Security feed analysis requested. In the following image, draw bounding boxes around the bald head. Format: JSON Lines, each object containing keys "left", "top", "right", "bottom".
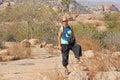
{"left": 62, "top": 17, "right": 69, "bottom": 27}
{"left": 62, "top": 17, "right": 68, "bottom": 22}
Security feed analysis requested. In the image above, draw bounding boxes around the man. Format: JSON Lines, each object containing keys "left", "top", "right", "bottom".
{"left": 58, "top": 17, "right": 82, "bottom": 75}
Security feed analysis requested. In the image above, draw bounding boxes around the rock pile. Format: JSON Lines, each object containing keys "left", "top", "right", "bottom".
{"left": 95, "top": 4, "right": 119, "bottom": 14}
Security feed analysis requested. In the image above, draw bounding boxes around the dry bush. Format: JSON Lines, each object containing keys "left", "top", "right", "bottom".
{"left": 80, "top": 39, "right": 101, "bottom": 51}
{"left": 72, "top": 22, "right": 102, "bottom": 52}
{"left": 103, "top": 31, "right": 120, "bottom": 51}
{"left": 87, "top": 54, "right": 110, "bottom": 79}
{"left": 83, "top": 49, "right": 120, "bottom": 80}
{"left": 0, "top": 4, "right": 59, "bottom": 44}
{"left": 8, "top": 44, "right": 31, "bottom": 59}
{"left": 94, "top": 21, "right": 104, "bottom": 26}
{"left": 0, "top": 40, "right": 3, "bottom": 48}
{"left": 110, "top": 55, "right": 120, "bottom": 71}
{"left": 104, "top": 12, "right": 120, "bottom": 29}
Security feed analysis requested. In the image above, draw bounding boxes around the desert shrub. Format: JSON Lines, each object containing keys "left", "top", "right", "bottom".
{"left": 103, "top": 30, "right": 120, "bottom": 51}
{"left": 73, "top": 22, "right": 102, "bottom": 51}
{"left": 0, "top": 4, "right": 59, "bottom": 44}
{"left": 80, "top": 39, "right": 101, "bottom": 51}
{"left": 103, "top": 12, "right": 120, "bottom": 51}
{"left": 71, "top": 12, "right": 120, "bottom": 51}
{"left": 3, "top": 32, "right": 16, "bottom": 42}
{"left": 85, "top": 50, "right": 120, "bottom": 79}
{"left": 8, "top": 44, "right": 31, "bottom": 59}
{"left": 0, "top": 39, "right": 3, "bottom": 48}
{"left": 0, "top": 25, "right": 4, "bottom": 48}
{"left": 104, "top": 12, "right": 120, "bottom": 29}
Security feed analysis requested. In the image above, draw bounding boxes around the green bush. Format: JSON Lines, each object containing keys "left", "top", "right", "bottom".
{"left": 73, "top": 22, "right": 100, "bottom": 41}
{"left": 72, "top": 22, "right": 103, "bottom": 51}
{"left": 0, "top": 4, "right": 59, "bottom": 44}
{"left": 3, "top": 32, "right": 16, "bottom": 42}
{"left": 104, "top": 12, "right": 120, "bottom": 29}
{"left": 103, "top": 30, "right": 120, "bottom": 51}
{"left": 103, "top": 12, "right": 120, "bottom": 51}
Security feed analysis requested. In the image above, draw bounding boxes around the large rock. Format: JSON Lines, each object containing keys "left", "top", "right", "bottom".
{"left": 40, "top": 42, "right": 47, "bottom": 48}
{"left": 0, "top": 49, "right": 9, "bottom": 57}
{"left": 1, "top": 73, "right": 50, "bottom": 80}
{"left": 111, "top": 52, "right": 120, "bottom": 58}
{"left": 3, "top": 42, "right": 17, "bottom": 48}
{"left": 68, "top": 70, "right": 88, "bottom": 80}
{"left": 98, "top": 5, "right": 104, "bottom": 11}
{"left": 29, "top": 39, "right": 39, "bottom": 46}
{"left": 2, "top": 55, "right": 20, "bottom": 61}
{"left": 94, "top": 71, "right": 120, "bottom": 80}
{"left": 97, "top": 4, "right": 119, "bottom": 13}
{"left": 76, "top": 14, "right": 104, "bottom": 20}
{"left": 52, "top": 6, "right": 61, "bottom": 12}
{"left": 104, "top": 4, "right": 119, "bottom": 12}
{"left": 20, "top": 39, "right": 31, "bottom": 48}
{"left": 96, "top": 26, "right": 107, "bottom": 32}
{"left": 83, "top": 50, "right": 94, "bottom": 58}
{"left": 0, "top": 49, "right": 9, "bottom": 61}
{"left": 4, "top": 1, "right": 11, "bottom": 9}
{"left": 45, "top": 44, "right": 54, "bottom": 48}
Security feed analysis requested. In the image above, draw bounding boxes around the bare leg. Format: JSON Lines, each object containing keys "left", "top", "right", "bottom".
{"left": 64, "top": 66, "right": 69, "bottom": 75}
{"left": 76, "top": 57, "right": 81, "bottom": 64}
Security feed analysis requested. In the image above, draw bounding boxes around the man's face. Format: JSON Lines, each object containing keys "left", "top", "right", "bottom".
{"left": 62, "top": 19, "right": 68, "bottom": 26}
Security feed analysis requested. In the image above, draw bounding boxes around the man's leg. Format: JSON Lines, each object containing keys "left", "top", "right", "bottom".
{"left": 61, "top": 44, "right": 70, "bottom": 75}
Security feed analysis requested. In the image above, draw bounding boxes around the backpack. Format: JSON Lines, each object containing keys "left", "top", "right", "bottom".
{"left": 62, "top": 26, "right": 76, "bottom": 45}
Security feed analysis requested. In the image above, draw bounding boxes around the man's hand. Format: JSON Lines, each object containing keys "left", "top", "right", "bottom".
{"left": 58, "top": 45, "right": 62, "bottom": 51}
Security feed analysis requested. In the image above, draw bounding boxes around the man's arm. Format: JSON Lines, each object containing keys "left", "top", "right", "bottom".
{"left": 57, "top": 27, "right": 62, "bottom": 50}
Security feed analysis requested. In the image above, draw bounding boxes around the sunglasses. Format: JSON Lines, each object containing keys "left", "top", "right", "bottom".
{"left": 62, "top": 20, "right": 68, "bottom": 22}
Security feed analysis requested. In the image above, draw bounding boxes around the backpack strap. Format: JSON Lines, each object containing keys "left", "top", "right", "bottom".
{"left": 61, "top": 26, "right": 72, "bottom": 32}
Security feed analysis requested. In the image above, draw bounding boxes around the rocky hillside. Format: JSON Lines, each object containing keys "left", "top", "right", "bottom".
{"left": 0, "top": 41, "right": 120, "bottom": 80}
{"left": 93, "top": 4, "right": 119, "bottom": 14}
{"left": 77, "top": 0, "right": 120, "bottom": 10}
{"left": 0, "top": 0, "right": 91, "bottom": 14}
{"left": 69, "top": 0, "right": 91, "bottom": 13}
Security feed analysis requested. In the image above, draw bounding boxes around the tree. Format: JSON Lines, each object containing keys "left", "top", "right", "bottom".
{"left": 61, "top": 0, "right": 71, "bottom": 11}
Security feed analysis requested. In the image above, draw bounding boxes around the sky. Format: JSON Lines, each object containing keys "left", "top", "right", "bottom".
{"left": 75, "top": 0, "right": 120, "bottom": 3}
{"left": 75, "top": 0, "right": 120, "bottom": 9}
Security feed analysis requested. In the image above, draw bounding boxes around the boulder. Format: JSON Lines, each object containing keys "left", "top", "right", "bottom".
{"left": 68, "top": 70, "right": 88, "bottom": 80}
{"left": 0, "top": 56, "right": 2, "bottom": 61}
{"left": 3, "top": 56, "right": 20, "bottom": 61}
{"left": 40, "top": 42, "right": 47, "bottom": 48}
{"left": 0, "top": 49, "right": 9, "bottom": 57}
{"left": 97, "top": 5, "right": 104, "bottom": 11}
{"left": 83, "top": 50, "right": 94, "bottom": 58}
{"left": 22, "top": 48, "right": 31, "bottom": 58}
{"left": 95, "top": 4, "right": 119, "bottom": 14}
{"left": 104, "top": 4, "right": 119, "bottom": 12}
{"left": 29, "top": 39, "right": 39, "bottom": 46}
{"left": 3, "top": 42, "right": 17, "bottom": 48}
{"left": 45, "top": 44, "right": 54, "bottom": 48}
{"left": 4, "top": 1, "right": 11, "bottom": 9}
{"left": 76, "top": 14, "right": 93, "bottom": 22}
{"left": 111, "top": 52, "right": 120, "bottom": 58}
{"left": 94, "top": 71, "right": 120, "bottom": 80}
{"left": 20, "top": 39, "right": 31, "bottom": 48}
{"left": 52, "top": 6, "right": 61, "bottom": 12}
{"left": 96, "top": 26, "right": 107, "bottom": 32}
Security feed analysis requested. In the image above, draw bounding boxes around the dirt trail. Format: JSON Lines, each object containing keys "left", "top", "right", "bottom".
{"left": 0, "top": 46, "right": 81, "bottom": 80}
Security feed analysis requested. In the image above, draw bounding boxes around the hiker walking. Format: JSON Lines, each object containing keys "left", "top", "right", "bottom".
{"left": 57, "top": 17, "right": 82, "bottom": 75}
